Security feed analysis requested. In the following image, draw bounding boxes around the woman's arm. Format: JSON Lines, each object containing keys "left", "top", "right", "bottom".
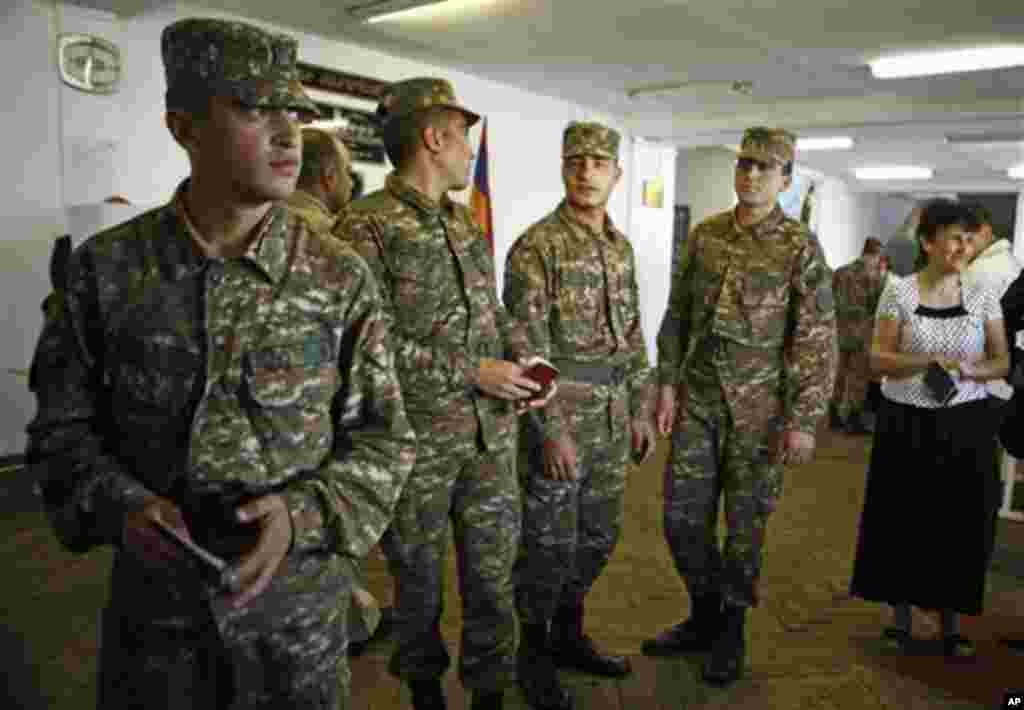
{"left": 870, "top": 317, "right": 958, "bottom": 377}
{"left": 959, "top": 318, "right": 1010, "bottom": 382}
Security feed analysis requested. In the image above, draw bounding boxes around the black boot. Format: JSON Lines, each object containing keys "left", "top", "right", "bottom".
{"left": 702, "top": 605, "right": 746, "bottom": 686}
{"left": 409, "top": 679, "right": 446, "bottom": 710}
{"left": 551, "top": 602, "right": 631, "bottom": 677}
{"left": 641, "top": 593, "right": 723, "bottom": 656}
{"left": 471, "top": 690, "right": 504, "bottom": 710}
{"left": 518, "top": 622, "right": 574, "bottom": 710}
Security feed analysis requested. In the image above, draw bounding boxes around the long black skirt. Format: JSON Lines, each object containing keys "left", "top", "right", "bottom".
{"left": 849, "top": 396, "right": 1002, "bottom": 614}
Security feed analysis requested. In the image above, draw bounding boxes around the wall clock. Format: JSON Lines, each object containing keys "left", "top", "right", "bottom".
{"left": 58, "top": 33, "right": 121, "bottom": 94}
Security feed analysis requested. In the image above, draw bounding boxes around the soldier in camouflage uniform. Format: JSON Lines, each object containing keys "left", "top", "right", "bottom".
{"left": 25, "top": 18, "right": 417, "bottom": 710}
{"left": 333, "top": 78, "right": 550, "bottom": 710}
{"left": 286, "top": 127, "right": 355, "bottom": 232}
{"left": 503, "top": 121, "right": 654, "bottom": 709}
{"left": 284, "top": 126, "right": 388, "bottom": 654}
{"left": 642, "top": 128, "right": 837, "bottom": 686}
{"left": 829, "top": 237, "right": 885, "bottom": 434}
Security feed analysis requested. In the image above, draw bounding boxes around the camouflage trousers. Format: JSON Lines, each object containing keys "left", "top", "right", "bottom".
{"left": 98, "top": 547, "right": 352, "bottom": 709}
{"left": 380, "top": 437, "right": 519, "bottom": 692}
{"left": 515, "top": 382, "right": 630, "bottom": 623}
{"left": 663, "top": 391, "right": 785, "bottom": 609}
{"left": 832, "top": 348, "right": 872, "bottom": 418}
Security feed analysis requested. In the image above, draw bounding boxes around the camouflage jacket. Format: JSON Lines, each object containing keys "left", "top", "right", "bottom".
{"left": 832, "top": 257, "right": 884, "bottom": 352}
{"left": 333, "top": 174, "right": 530, "bottom": 451}
{"left": 656, "top": 205, "right": 836, "bottom": 435}
{"left": 503, "top": 201, "right": 652, "bottom": 440}
{"left": 284, "top": 189, "right": 338, "bottom": 234}
{"left": 26, "top": 181, "right": 416, "bottom": 559}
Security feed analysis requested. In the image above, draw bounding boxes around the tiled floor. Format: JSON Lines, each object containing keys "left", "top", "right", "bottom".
{"left": 2, "top": 426, "right": 1022, "bottom": 709}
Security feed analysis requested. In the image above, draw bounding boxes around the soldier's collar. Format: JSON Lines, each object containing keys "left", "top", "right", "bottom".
{"left": 731, "top": 204, "right": 785, "bottom": 240}
{"left": 386, "top": 173, "right": 454, "bottom": 217}
{"left": 170, "top": 180, "right": 289, "bottom": 284}
{"left": 557, "top": 200, "right": 619, "bottom": 241}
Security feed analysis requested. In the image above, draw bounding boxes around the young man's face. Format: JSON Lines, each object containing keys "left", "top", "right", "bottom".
{"left": 734, "top": 156, "right": 791, "bottom": 210}
{"left": 562, "top": 154, "right": 621, "bottom": 211}
{"left": 189, "top": 94, "right": 306, "bottom": 204}
{"left": 963, "top": 224, "right": 993, "bottom": 263}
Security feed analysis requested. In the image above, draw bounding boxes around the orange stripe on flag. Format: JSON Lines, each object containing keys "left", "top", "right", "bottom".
{"left": 470, "top": 119, "right": 494, "bottom": 252}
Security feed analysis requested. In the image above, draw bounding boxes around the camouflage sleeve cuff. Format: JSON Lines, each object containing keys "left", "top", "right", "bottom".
{"left": 657, "top": 363, "right": 682, "bottom": 386}
{"left": 456, "top": 350, "right": 483, "bottom": 391}
{"left": 284, "top": 485, "right": 327, "bottom": 554}
{"left": 782, "top": 413, "right": 821, "bottom": 437}
{"left": 93, "top": 471, "right": 158, "bottom": 547}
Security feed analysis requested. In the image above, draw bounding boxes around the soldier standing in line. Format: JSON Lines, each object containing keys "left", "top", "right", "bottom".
{"left": 284, "top": 126, "right": 393, "bottom": 656}
{"left": 333, "top": 78, "right": 551, "bottom": 710}
{"left": 642, "top": 127, "right": 836, "bottom": 686}
{"left": 502, "top": 121, "right": 654, "bottom": 710}
{"left": 829, "top": 237, "right": 885, "bottom": 434}
{"left": 25, "top": 18, "right": 417, "bottom": 710}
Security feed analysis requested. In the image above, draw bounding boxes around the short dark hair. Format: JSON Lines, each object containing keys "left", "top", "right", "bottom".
{"left": 782, "top": 161, "right": 793, "bottom": 177}
{"left": 380, "top": 106, "right": 453, "bottom": 168}
{"left": 165, "top": 87, "right": 211, "bottom": 119}
{"left": 962, "top": 201, "right": 993, "bottom": 230}
{"left": 863, "top": 237, "right": 882, "bottom": 255}
{"left": 916, "top": 199, "right": 975, "bottom": 242}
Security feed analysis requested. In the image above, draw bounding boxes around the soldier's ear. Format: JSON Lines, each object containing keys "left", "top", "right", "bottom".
{"left": 782, "top": 173, "right": 792, "bottom": 192}
{"left": 166, "top": 111, "right": 203, "bottom": 158}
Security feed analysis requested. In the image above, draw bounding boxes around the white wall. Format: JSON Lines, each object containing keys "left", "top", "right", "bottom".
{"left": 877, "top": 193, "right": 920, "bottom": 244}
{"left": 681, "top": 146, "right": 737, "bottom": 225}
{"left": 812, "top": 178, "right": 880, "bottom": 268}
{"left": 0, "top": 0, "right": 679, "bottom": 454}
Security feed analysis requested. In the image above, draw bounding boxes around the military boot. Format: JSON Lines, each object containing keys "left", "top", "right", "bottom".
{"left": 702, "top": 605, "right": 747, "bottom": 686}
{"left": 641, "top": 593, "right": 723, "bottom": 656}
{"left": 470, "top": 690, "right": 504, "bottom": 710}
{"left": 551, "top": 602, "right": 631, "bottom": 677}
{"left": 409, "top": 679, "right": 446, "bottom": 710}
{"left": 518, "top": 622, "right": 574, "bottom": 710}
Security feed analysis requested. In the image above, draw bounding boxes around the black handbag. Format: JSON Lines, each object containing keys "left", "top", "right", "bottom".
{"left": 923, "top": 361, "right": 958, "bottom": 406}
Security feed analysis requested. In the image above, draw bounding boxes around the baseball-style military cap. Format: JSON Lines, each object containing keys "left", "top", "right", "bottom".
{"left": 738, "top": 126, "right": 796, "bottom": 166}
{"left": 162, "top": 18, "right": 318, "bottom": 115}
{"left": 563, "top": 121, "right": 620, "bottom": 160}
{"left": 376, "top": 77, "right": 480, "bottom": 127}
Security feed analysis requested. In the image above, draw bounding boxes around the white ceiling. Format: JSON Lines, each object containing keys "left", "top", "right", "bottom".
{"left": 95, "top": 0, "right": 1024, "bottom": 193}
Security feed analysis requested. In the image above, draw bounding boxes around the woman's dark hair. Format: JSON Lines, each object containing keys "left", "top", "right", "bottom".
{"left": 912, "top": 198, "right": 976, "bottom": 270}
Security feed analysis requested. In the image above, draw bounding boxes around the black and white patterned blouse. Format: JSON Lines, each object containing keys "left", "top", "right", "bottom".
{"left": 877, "top": 274, "right": 1001, "bottom": 408}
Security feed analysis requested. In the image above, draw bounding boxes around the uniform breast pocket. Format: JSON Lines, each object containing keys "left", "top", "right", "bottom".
{"left": 242, "top": 335, "right": 338, "bottom": 411}
{"left": 106, "top": 336, "right": 200, "bottom": 414}
{"left": 390, "top": 248, "right": 444, "bottom": 337}
{"left": 739, "top": 273, "right": 789, "bottom": 343}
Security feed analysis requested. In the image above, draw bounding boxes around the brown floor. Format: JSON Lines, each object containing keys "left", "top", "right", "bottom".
{"left": 2, "top": 426, "right": 1023, "bottom": 709}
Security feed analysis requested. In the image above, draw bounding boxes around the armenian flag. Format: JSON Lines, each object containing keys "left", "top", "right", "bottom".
{"left": 470, "top": 119, "right": 494, "bottom": 252}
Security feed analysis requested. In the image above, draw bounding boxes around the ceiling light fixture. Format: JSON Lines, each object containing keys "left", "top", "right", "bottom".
{"left": 364, "top": 0, "right": 488, "bottom": 23}
{"left": 796, "top": 136, "right": 854, "bottom": 151}
{"left": 870, "top": 46, "right": 1024, "bottom": 79}
{"left": 854, "top": 166, "right": 933, "bottom": 181}
{"left": 1009, "top": 165, "right": 1024, "bottom": 179}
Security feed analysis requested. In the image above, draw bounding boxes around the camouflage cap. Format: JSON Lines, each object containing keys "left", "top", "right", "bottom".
{"left": 563, "top": 121, "right": 620, "bottom": 160}
{"left": 376, "top": 77, "right": 480, "bottom": 127}
{"left": 738, "top": 126, "right": 796, "bottom": 166}
{"left": 162, "top": 18, "right": 317, "bottom": 115}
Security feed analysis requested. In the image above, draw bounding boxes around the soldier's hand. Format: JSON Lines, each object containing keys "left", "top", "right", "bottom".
{"left": 478, "top": 357, "right": 541, "bottom": 401}
{"left": 543, "top": 434, "right": 579, "bottom": 481}
{"left": 515, "top": 355, "right": 559, "bottom": 413}
{"left": 122, "top": 496, "right": 193, "bottom": 563}
{"left": 631, "top": 417, "right": 656, "bottom": 464}
{"left": 225, "top": 493, "right": 292, "bottom": 608}
{"left": 778, "top": 431, "right": 816, "bottom": 466}
{"left": 655, "top": 385, "right": 678, "bottom": 437}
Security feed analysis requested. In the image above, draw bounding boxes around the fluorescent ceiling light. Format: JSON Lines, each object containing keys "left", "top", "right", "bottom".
{"left": 366, "top": 0, "right": 489, "bottom": 23}
{"left": 1009, "top": 165, "right": 1024, "bottom": 179}
{"left": 854, "top": 166, "right": 933, "bottom": 180}
{"left": 796, "top": 136, "right": 853, "bottom": 151}
{"left": 870, "top": 46, "right": 1024, "bottom": 79}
